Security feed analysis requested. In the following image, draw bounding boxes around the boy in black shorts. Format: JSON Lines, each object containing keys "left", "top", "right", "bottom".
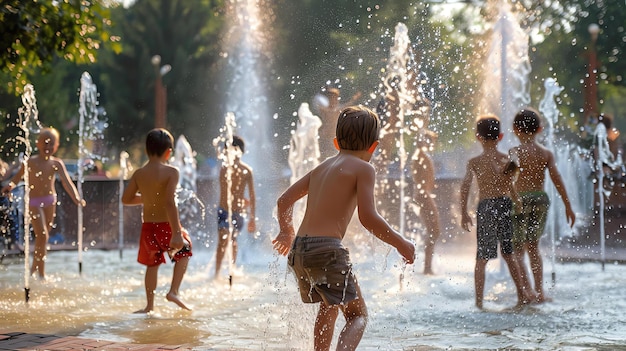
{"left": 460, "top": 115, "right": 533, "bottom": 310}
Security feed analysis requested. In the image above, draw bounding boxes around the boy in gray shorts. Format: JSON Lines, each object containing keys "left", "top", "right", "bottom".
{"left": 273, "top": 106, "right": 415, "bottom": 351}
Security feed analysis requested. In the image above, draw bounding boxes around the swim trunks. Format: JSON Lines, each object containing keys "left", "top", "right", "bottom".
{"left": 217, "top": 207, "right": 244, "bottom": 231}
{"left": 29, "top": 194, "right": 56, "bottom": 208}
{"left": 476, "top": 197, "right": 514, "bottom": 260}
{"left": 137, "top": 222, "right": 192, "bottom": 266}
{"left": 287, "top": 236, "right": 358, "bottom": 306}
{"left": 512, "top": 191, "right": 550, "bottom": 249}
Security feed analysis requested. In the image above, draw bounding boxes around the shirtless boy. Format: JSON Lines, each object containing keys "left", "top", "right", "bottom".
{"left": 460, "top": 115, "right": 531, "bottom": 310}
{"left": 273, "top": 106, "right": 415, "bottom": 351}
{"left": 2, "top": 127, "right": 85, "bottom": 279}
{"left": 122, "top": 128, "right": 192, "bottom": 313}
{"left": 215, "top": 135, "right": 256, "bottom": 278}
{"left": 510, "top": 108, "right": 576, "bottom": 303}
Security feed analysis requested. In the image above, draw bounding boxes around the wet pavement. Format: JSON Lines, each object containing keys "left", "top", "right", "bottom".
{"left": 0, "top": 331, "right": 195, "bottom": 351}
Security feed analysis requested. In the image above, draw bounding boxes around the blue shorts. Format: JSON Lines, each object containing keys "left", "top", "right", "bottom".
{"left": 217, "top": 207, "right": 244, "bottom": 231}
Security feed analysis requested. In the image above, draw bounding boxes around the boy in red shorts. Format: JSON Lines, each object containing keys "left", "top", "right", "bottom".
{"left": 123, "top": 128, "right": 192, "bottom": 313}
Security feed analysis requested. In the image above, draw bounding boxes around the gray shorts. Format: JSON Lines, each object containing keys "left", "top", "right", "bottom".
{"left": 476, "top": 197, "right": 514, "bottom": 260}
{"left": 287, "top": 236, "right": 358, "bottom": 306}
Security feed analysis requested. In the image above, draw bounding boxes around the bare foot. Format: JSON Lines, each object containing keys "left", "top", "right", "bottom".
{"left": 535, "top": 294, "right": 553, "bottom": 303}
{"left": 166, "top": 292, "right": 192, "bottom": 311}
{"left": 133, "top": 307, "right": 153, "bottom": 314}
{"left": 423, "top": 268, "right": 434, "bottom": 275}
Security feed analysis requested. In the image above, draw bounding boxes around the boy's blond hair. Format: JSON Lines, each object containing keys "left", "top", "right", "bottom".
{"left": 39, "top": 127, "right": 60, "bottom": 144}
{"left": 335, "top": 106, "right": 380, "bottom": 151}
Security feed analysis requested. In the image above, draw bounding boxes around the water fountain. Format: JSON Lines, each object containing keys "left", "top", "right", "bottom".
{"left": 15, "top": 84, "right": 43, "bottom": 302}
{"left": 287, "top": 102, "right": 322, "bottom": 226}
{"left": 77, "top": 72, "right": 108, "bottom": 274}
{"left": 477, "top": 1, "right": 531, "bottom": 153}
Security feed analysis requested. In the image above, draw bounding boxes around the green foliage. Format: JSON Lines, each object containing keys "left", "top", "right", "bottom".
{"left": 0, "top": 0, "right": 120, "bottom": 94}
{"left": 95, "top": 0, "right": 225, "bottom": 156}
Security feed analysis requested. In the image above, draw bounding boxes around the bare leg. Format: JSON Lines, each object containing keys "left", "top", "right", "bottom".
{"left": 474, "top": 259, "right": 488, "bottom": 309}
{"left": 29, "top": 206, "right": 55, "bottom": 279}
{"left": 420, "top": 196, "right": 440, "bottom": 275}
{"left": 135, "top": 265, "right": 159, "bottom": 313}
{"left": 337, "top": 285, "right": 368, "bottom": 351}
{"left": 231, "top": 231, "right": 239, "bottom": 267}
{"left": 214, "top": 227, "right": 230, "bottom": 277}
{"left": 167, "top": 256, "right": 191, "bottom": 310}
{"left": 314, "top": 302, "right": 339, "bottom": 351}
{"left": 527, "top": 241, "right": 550, "bottom": 302}
{"left": 513, "top": 246, "right": 539, "bottom": 303}
{"left": 502, "top": 253, "right": 531, "bottom": 309}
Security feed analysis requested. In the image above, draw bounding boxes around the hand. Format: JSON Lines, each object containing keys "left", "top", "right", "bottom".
{"left": 461, "top": 212, "right": 473, "bottom": 232}
{"left": 169, "top": 230, "right": 185, "bottom": 251}
{"left": 78, "top": 198, "right": 87, "bottom": 207}
{"left": 272, "top": 227, "right": 295, "bottom": 256}
{"left": 399, "top": 239, "right": 416, "bottom": 265}
{"left": 247, "top": 218, "right": 256, "bottom": 234}
{"left": 566, "top": 207, "right": 576, "bottom": 228}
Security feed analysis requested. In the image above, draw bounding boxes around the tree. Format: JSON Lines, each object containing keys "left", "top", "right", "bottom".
{"left": 0, "top": 0, "right": 120, "bottom": 94}
{"left": 95, "top": 0, "right": 225, "bottom": 157}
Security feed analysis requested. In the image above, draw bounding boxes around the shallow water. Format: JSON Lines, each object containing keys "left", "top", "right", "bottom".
{"left": 1, "top": 233, "right": 625, "bottom": 350}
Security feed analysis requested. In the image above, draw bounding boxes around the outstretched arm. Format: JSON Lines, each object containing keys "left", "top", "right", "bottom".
{"left": 1, "top": 163, "right": 24, "bottom": 194}
{"left": 272, "top": 172, "right": 310, "bottom": 256}
{"left": 547, "top": 153, "right": 576, "bottom": 227}
{"left": 246, "top": 170, "right": 257, "bottom": 233}
{"left": 357, "top": 164, "right": 415, "bottom": 264}
{"left": 56, "top": 159, "right": 86, "bottom": 207}
{"left": 460, "top": 163, "right": 474, "bottom": 232}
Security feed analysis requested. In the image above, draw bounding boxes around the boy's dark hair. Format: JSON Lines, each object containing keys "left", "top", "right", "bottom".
{"left": 476, "top": 115, "right": 501, "bottom": 140}
{"left": 232, "top": 135, "right": 245, "bottom": 153}
{"left": 513, "top": 108, "right": 542, "bottom": 135}
{"left": 335, "top": 106, "right": 380, "bottom": 151}
{"left": 146, "top": 128, "right": 174, "bottom": 157}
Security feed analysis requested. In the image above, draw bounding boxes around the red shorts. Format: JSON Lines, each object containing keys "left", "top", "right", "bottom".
{"left": 137, "top": 222, "right": 193, "bottom": 266}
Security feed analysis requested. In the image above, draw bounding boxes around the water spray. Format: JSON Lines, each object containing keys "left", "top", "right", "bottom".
{"left": 17, "top": 84, "right": 42, "bottom": 303}
{"left": 539, "top": 77, "right": 564, "bottom": 286}
{"left": 77, "top": 72, "right": 108, "bottom": 274}
{"left": 118, "top": 151, "right": 130, "bottom": 259}
{"left": 213, "top": 112, "right": 238, "bottom": 288}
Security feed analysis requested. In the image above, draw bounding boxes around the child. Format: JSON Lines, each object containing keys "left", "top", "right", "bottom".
{"left": 459, "top": 115, "right": 531, "bottom": 310}
{"left": 273, "top": 106, "right": 415, "bottom": 351}
{"left": 122, "top": 128, "right": 192, "bottom": 313}
{"left": 215, "top": 135, "right": 256, "bottom": 278}
{"left": 2, "top": 127, "right": 85, "bottom": 279}
{"left": 510, "top": 108, "right": 576, "bottom": 303}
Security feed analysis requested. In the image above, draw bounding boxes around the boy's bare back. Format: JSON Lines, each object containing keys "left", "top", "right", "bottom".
{"left": 511, "top": 142, "right": 551, "bottom": 193}
{"left": 297, "top": 152, "right": 375, "bottom": 239}
{"left": 124, "top": 160, "right": 179, "bottom": 223}
{"left": 466, "top": 151, "right": 516, "bottom": 201}
{"left": 219, "top": 159, "right": 254, "bottom": 213}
